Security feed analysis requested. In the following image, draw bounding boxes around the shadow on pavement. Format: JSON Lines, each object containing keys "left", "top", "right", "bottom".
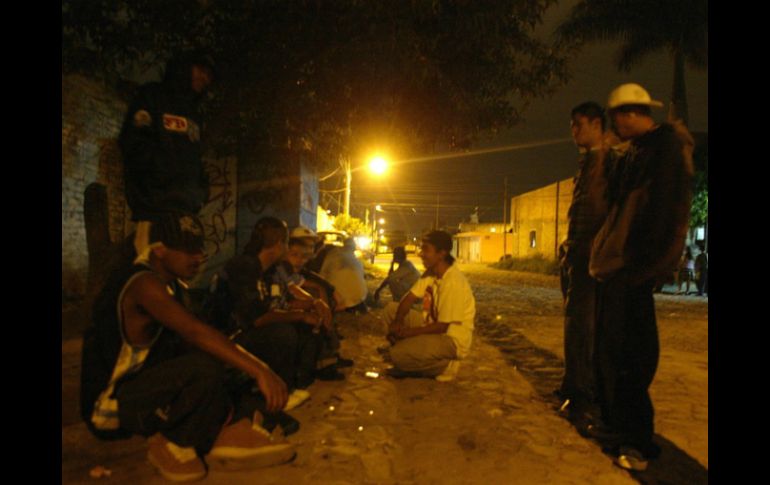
{"left": 476, "top": 312, "right": 708, "bottom": 485}
{"left": 625, "top": 435, "right": 708, "bottom": 485}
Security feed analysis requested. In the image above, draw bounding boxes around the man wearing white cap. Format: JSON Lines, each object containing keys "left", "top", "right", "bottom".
{"left": 587, "top": 83, "right": 694, "bottom": 470}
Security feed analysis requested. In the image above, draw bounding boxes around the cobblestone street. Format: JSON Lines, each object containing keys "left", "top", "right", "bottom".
{"left": 62, "top": 262, "right": 708, "bottom": 484}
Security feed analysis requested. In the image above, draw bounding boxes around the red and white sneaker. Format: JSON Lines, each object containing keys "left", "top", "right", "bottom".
{"left": 147, "top": 433, "right": 206, "bottom": 482}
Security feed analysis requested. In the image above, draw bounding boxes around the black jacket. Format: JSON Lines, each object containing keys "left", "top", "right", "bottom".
{"left": 119, "top": 54, "right": 209, "bottom": 220}
{"left": 590, "top": 123, "right": 694, "bottom": 284}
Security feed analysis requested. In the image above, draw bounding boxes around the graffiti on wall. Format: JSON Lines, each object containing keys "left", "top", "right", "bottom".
{"left": 202, "top": 159, "right": 236, "bottom": 256}
{"left": 192, "top": 156, "right": 237, "bottom": 289}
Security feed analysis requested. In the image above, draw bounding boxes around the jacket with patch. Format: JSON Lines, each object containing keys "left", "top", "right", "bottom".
{"left": 119, "top": 55, "right": 209, "bottom": 221}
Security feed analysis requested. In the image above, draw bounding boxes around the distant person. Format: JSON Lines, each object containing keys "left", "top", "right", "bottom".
{"left": 556, "top": 101, "right": 611, "bottom": 428}
{"left": 694, "top": 242, "right": 708, "bottom": 297}
{"left": 320, "top": 238, "right": 368, "bottom": 313}
{"left": 119, "top": 50, "right": 215, "bottom": 256}
{"left": 383, "top": 231, "right": 475, "bottom": 382}
{"left": 80, "top": 212, "right": 295, "bottom": 482}
{"left": 677, "top": 246, "right": 695, "bottom": 295}
{"left": 589, "top": 83, "right": 693, "bottom": 471}
{"left": 373, "top": 247, "right": 421, "bottom": 304}
{"left": 306, "top": 237, "right": 334, "bottom": 274}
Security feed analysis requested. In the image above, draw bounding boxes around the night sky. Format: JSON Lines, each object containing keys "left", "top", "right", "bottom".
{"left": 342, "top": 1, "right": 708, "bottom": 238}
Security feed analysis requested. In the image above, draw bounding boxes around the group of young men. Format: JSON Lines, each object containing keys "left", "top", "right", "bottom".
{"left": 79, "top": 46, "right": 692, "bottom": 480}
{"left": 557, "top": 83, "right": 694, "bottom": 471}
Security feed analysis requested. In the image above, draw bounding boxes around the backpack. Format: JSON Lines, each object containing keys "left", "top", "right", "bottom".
{"left": 201, "top": 271, "right": 238, "bottom": 336}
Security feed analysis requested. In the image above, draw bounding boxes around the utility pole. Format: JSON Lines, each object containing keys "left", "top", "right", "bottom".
{"left": 435, "top": 193, "right": 440, "bottom": 230}
{"left": 503, "top": 176, "right": 508, "bottom": 257}
{"left": 343, "top": 157, "right": 351, "bottom": 217}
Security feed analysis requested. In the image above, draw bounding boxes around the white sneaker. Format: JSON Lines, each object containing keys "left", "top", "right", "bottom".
{"left": 435, "top": 360, "right": 461, "bottom": 382}
{"left": 283, "top": 389, "right": 311, "bottom": 411}
{"left": 614, "top": 446, "right": 649, "bottom": 471}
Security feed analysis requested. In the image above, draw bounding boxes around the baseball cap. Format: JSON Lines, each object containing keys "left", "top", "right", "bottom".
{"left": 149, "top": 212, "right": 206, "bottom": 252}
{"left": 422, "top": 230, "right": 453, "bottom": 253}
{"left": 607, "top": 83, "right": 664, "bottom": 110}
{"left": 290, "top": 226, "right": 317, "bottom": 239}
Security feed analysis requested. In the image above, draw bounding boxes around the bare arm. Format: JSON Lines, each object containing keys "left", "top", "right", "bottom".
{"left": 254, "top": 309, "right": 321, "bottom": 329}
{"left": 130, "top": 274, "right": 288, "bottom": 412}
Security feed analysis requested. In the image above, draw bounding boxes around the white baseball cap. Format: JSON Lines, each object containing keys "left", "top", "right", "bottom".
{"left": 607, "top": 83, "right": 664, "bottom": 109}
{"left": 290, "top": 226, "right": 317, "bottom": 239}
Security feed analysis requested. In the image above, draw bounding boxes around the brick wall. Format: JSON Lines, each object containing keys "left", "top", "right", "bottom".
{"left": 62, "top": 74, "right": 129, "bottom": 299}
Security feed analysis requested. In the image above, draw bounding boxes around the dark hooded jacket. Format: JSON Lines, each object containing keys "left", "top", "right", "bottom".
{"left": 119, "top": 52, "right": 212, "bottom": 221}
{"left": 589, "top": 122, "right": 694, "bottom": 285}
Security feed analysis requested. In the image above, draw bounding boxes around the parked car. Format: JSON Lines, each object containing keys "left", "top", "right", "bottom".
{"left": 317, "top": 230, "right": 374, "bottom": 262}
{"left": 316, "top": 230, "right": 348, "bottom": 247}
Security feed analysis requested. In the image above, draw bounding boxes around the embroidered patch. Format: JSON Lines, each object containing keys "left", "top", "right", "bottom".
{"left": 163, "top": 114, "right": 189, "bottom": 132}
{"left": 133, "top": 110, "right": 152, "bottom": 127}
{"left": 179, "top": 215, "right": 202, "bottom": 236}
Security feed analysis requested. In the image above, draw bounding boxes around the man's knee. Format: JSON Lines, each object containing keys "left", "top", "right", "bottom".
{"left": 383, "top": 301, "right": 400, "bottom": 324}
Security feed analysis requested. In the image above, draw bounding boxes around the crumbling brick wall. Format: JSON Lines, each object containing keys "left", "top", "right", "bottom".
{"left": 62, "top": 74, "right": 129, "bottom": 299}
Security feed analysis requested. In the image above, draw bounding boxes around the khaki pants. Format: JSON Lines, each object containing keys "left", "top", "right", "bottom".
{"left": 383, "top": 302, "right": 457, "bottom": 377}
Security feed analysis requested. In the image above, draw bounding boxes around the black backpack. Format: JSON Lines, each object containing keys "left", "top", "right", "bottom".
{"left": 201, "top": 271, "right": 238, "bottom": 336}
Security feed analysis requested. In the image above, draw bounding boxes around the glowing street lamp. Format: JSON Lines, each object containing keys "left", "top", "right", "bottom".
{"left": 343, "top": 154, "right": 390, "bottom": 216}
{"left": 368, "top": 156, "right": 389, "bottom": 176}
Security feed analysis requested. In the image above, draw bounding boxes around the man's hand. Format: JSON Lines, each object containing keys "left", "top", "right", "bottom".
{"left": 312, "top": 298, "right": 332, "bottom": 331}
{"left": 387, "top": 322, "right": 407, "bottom": 344}
{"left": 301, "top": 311, "right": 322, "bottom": 332}
{"left": 253, "top": 366, "right": 288, "bottom": 413}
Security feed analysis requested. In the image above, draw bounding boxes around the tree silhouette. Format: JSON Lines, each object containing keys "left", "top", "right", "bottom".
{"left": 555, "top": 0, "right": 707, "bottom": 125}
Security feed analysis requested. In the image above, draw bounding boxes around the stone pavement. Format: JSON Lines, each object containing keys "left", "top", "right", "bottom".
{"left": 62, "top": 263, "right": 707, "bottom": 484}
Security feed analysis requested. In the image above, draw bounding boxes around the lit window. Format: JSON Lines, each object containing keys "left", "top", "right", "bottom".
{"left": 529, "top": 231, "right": 536, "bottom": 248}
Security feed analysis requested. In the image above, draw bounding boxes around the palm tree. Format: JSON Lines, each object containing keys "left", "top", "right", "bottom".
{"left": 555, "top": 0, "right": 707, "bottom": 126}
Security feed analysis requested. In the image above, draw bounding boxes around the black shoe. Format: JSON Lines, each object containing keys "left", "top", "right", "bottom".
{"left": 316, "top": 366, "right": 346, "bottom": 381}
{"left": 614, "top": 446, "right": 649, "bottom": 471}
{"left": 262, "top": 412, "right": 300, "bottom": 436}
{"left": 580, "top": 422, "right": 623, "bottom": 445}
{"left": 336, "top": 356, "right": 354, "bottom": 368}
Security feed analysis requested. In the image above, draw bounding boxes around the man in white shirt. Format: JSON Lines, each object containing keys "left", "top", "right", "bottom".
{"left": 383, "top": 231, "right": 475, "bottom": 381}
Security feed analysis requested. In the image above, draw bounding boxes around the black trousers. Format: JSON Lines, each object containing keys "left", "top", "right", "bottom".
{"left": 559, "top": 260, "right": 598, "bottom": 413}
{"left": 594, "top": 274, "right": 659, "bottom": 453}
{"left": 115, "top": 352, "right": 258, "bottom": 455}
{"left": 234, "top": 321, "right": 321, "bottom": 391}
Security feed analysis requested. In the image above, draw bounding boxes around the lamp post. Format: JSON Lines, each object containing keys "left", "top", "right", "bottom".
{"left": 343, "top": 155, "right": 389, "bottom": 217}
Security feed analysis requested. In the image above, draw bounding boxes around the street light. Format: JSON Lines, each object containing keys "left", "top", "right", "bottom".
{"left": 343, "top": 154, "right": 390, "bottom": 216}
{"left": 368, "top": 156, "right": 388, "bottom": 175}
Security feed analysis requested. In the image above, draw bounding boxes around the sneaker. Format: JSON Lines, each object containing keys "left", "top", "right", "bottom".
{"left": 147, "top": 433, "right": 206, "bottom": 482}
{"left": 435, "top": 360, "right": 461, "bottom": 382}
{"left": 614, "top": 446, "right": 649, "bottom": 471}
{"left": 283, "top": 389, "right": 311, "bottom": 411}
{"left": 316, "top": 365, "right": 346, "bottom": 381}
{"left": 206, "top": 418, "right": 296, "bottom": 471}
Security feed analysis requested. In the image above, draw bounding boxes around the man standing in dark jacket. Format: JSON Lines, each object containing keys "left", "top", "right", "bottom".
{"left": 588, "top": 83, "right": 693, "bottom": 471}
{"left": 556, "top": 102, "right": 609, "bottom": 426}
{"left": 119, "top": 50, "right": 215, "bottom": 255}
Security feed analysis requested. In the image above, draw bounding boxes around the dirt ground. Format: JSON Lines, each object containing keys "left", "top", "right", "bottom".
{"left": 61, "top": 261, "right": 707, "bottom": 484}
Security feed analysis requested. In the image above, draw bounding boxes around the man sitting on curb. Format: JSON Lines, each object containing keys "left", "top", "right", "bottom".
{"left": 80, "top": 212, "right": 295, "bottom": 482}
{"left": 382, "top": 231, "right": 475, "bottom": 381}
